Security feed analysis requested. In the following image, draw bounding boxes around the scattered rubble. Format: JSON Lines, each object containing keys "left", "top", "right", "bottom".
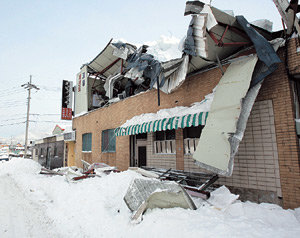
{"left": 39, "top": 162, "right": 119, "bottom": 182}
{"left": 124, "top": 166, "right": 219, "bottom": 222}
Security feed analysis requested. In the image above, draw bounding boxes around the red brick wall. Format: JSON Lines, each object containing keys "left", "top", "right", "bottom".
{"left": 73, "top": 67, "right": 223, "bottom": 170}
{"left": 255, "top": 40, "right": 300, "bottom": 209}
{"left": 176, "top": 129, "right": 184, "bottom": 170}
{"left": 287, "top": 38, "right": 300, "bottom": 75}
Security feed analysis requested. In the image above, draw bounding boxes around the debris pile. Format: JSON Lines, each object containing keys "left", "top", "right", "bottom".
{"left": 123, "top": 166, "right": 220, "bottom": 222}
{"left": 39, "top": 162, "right": 119, "bottom": 182}
{"left": 124, "top": 178, "right": 196, "bottom": 222}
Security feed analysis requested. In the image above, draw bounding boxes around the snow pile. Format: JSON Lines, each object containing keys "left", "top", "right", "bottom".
{"left": 113, "top": 35, "right": 182, "bottom": 62}
{"left": 1, "top": 159, "right": 300, "bottom": 238}
{"left": 145, "top": 35, "right": 182, "bottom": 62}
{"left": 208, "top": 186, "right": 239, "bottom": 210}
{"left": 121, "top": 92, "right": 214, "bottom": 128}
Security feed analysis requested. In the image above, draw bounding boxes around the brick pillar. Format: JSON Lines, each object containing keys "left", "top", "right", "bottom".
{"left": 116, "top": 136, "right": 130, "bottom": 171}
{"left": 176, "top": 129, "right": 184, "bottom": 170}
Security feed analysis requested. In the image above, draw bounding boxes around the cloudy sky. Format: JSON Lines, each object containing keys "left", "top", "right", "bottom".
{"left": 0, "top": 0, "right": 282, "bottom": 143}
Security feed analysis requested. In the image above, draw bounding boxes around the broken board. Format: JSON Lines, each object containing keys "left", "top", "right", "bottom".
{"left": 193, "top": 55, "right": 258, "bottom": 174}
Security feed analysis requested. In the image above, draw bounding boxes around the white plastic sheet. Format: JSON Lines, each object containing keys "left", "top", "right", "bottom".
{"left": 193, "top": 55, "right": 258, "bottom": 173}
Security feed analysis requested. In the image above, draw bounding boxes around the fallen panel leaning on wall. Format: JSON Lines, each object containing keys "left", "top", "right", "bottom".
{"left": 193, "top": 55, "right": 258, "bottom": 175}
{"left": 225, "top": 38, "right": 284, "bottom": 176}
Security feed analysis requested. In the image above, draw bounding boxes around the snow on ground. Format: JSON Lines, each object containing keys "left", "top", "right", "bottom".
{"left": 1, "top": 159, "right": 300, "bottom": 238}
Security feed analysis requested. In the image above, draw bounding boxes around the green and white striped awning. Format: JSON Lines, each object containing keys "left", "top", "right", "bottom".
{"left": 115, "top": 111, "right": 209, "bottom": 136}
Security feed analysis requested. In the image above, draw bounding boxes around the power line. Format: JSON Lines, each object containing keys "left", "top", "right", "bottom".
{"left": 0, "top": 113, "right": 61, "bottom": 120}
{"left": 0, "top": 104, "right": 27, "bottom": 109}
{"left": 0, "top": 113, "right": 27, "bottom": 117}
{"left": 31, "top": 113, "right": 61, "bottom": 116}
{"left": 0, "top": 121, "right": 26, "bottom": 127}
{"left": 38, "top": 85, "right": 61, "bottom": 92}
{"left": 0, "top": 86, "right": 22, "bottom": 93}
{"left": 30, "top": 120, "right": 71, "bottom": 124}
{"left": 0, "top": 116, "right": 27, "bottom": 122}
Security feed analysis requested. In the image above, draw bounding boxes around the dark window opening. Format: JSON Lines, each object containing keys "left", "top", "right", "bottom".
{"left": 183, "top": 126, "right": 204, "bottom": 139}
{"left": 136, "top": 133, "right": 147, "bottom": 140}
{"left": 155, "top": 129, "right": 176, "bottom": 141}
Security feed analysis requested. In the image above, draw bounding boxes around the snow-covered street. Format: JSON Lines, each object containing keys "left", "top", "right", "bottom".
{"left": 0, "top": 174, "right": 62, "bottom": 238}
{"left": 1, "top": 159, "right": 300, "bottom": 238}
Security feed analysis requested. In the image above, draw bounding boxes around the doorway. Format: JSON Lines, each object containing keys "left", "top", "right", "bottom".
{"left": 132, "top": 134, "right": 148, "bottom": 167}
{"left": 138, "top": 146, "right": 147, "bottom": 167}
{"left": 46, "top": 147, "right": 51, "bottom": 168}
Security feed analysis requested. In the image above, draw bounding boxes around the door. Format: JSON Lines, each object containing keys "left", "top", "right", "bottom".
{"left": 138, "top": 146, "right": 147, "bottom": 167}
{"left": 64, "top": 143, "right": 68, "bottom": 167}
{"left": 46, "top": 147, "right": 51, "bottom": 168}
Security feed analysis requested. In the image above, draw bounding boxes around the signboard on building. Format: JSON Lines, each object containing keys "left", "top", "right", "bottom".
{"left": 74, "top": 65, "right": 89, "bottom": 116}
{"left": 61, "top": 80, "right": 73, "bottom": 120}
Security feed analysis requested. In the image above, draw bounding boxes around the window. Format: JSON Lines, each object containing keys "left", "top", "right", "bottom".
{"left": 54, "top": 147, "right": 57, "bottom": 156}
{"left": 183, "top": 126, "right": 204, "bottom": 155}
{"left": 155, "top": 129, "right": 176, "bottom": 141}
{"left": 183, "top": 126, "right": 204, "bottom": 139}
{"left": 82, "top": 133, "right": 92, "bottom": 152}
{"left": 102, "top": 129, "right": 116, "bottom": 153}
{"left": 154, "top": 130, "right": 176, "bottom": 154}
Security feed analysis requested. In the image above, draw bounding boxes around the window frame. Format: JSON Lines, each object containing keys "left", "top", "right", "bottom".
{"left": 101, "top": 129, "right": 116, "bottom": 153}
{"left": 154, "top": 129, "right": 176, "bottom": 154}
{"left": 82, "top": 133, "right": 92, "bottom": 152}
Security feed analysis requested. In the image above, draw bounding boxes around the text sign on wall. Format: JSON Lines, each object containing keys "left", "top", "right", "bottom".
{"left": 61, "top": 80, "right": 73, "bottom": 120}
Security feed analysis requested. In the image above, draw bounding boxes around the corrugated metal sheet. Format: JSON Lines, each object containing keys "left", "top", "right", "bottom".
{"left": 87, "top": 39, "right": 135, "bottom": 78}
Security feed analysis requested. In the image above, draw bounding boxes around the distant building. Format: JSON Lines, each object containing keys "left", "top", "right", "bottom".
{"left": 33, "top": 125, "right": 75, "bottom": 169}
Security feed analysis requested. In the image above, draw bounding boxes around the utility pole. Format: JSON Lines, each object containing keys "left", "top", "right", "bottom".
{"left": 21, "top": 75, "right": 39, "bottom": 158}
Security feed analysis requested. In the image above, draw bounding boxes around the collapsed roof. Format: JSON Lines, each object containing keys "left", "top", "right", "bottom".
{"left": 83, "top": 1, "right": 296, "bottom": 105}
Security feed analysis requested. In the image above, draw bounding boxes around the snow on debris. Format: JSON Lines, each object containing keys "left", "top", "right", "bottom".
{"left": 121, "top": 91, "right": 214, "bottom": 128}
{"left": 144, "top": 35, "right": 182, "bottom": 62}
{"left": 1, "top": 159, "right": 300, "bottom": 238}
{"left": 114, "top": 35, "right": 182, "bottom": 62}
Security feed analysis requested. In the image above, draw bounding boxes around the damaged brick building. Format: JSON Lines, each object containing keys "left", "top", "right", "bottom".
{"left": 68, "top": 1, "right": 300, "bottom": 209}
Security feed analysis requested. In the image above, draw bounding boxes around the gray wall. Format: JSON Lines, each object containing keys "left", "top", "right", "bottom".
{"left": 34, "top": 140, "right": 64, "bottom": 169}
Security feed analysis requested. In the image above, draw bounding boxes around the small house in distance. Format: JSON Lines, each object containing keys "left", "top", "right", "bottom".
{"left": 33, "top": 125, "right": 75, "bottom": 169}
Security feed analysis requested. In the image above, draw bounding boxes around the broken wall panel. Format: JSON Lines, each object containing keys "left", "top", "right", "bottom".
{"left": 273, "top": 0, "right": 300, "bottom": 35}
{"left": 154, "top": 55, "right": 189, "bottom": 94}
{"left": 124, "top": 178, "right": 196, "bottom": 213}
{"left": 193, "top": 55, "right": 258, "bottom": 174}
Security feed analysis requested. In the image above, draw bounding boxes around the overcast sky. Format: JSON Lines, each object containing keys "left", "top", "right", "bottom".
{"left": 0, "top": 0, "right": 283, "bottom": 143}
